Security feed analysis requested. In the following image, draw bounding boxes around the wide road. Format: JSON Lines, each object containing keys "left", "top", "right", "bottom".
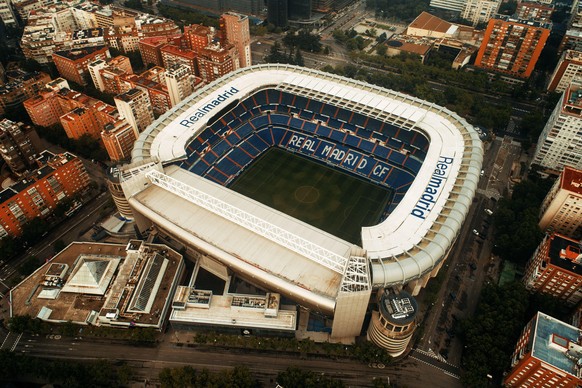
{"left": 13, "top": 331, "right": 463, "bottom": 387}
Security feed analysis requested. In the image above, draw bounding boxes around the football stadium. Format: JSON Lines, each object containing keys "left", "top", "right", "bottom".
{"left": 123, "top": 64, "right": 482, "bottom": 347}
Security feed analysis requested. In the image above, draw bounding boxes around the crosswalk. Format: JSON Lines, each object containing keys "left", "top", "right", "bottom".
{"left": 0, "top": 331, "right": 22, "bottom": 352}
{"left": 410, "top": 348, "right": 461, "bottom": 379}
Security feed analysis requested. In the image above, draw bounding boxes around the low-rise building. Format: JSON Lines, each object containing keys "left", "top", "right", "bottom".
{"left": 9, "top": 240, "right": 185, "bottom": 330}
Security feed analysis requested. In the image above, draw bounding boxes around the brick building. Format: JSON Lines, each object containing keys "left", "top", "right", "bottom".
{"left": 114, "top": 88, "right": 154, "bottom": 133}
{"left": 52, "top": 46, "right": 110, "bottom": 86}
{"left": 0, "top": 119, "right": 40, "bottom": 177}
{"left": 197, "top": 44, "right": 239, "bottom": 84}
{"left": 523, "top": 233, "right": 582, "bottom": 306}
{"left": 220, "top": 12, "right": 251, "bottom": 68}
{"left": 161, "top": 45, "right": 197, "bottom": 76}
{"left": 101, "top": 120, "right": 138, "bottom": 162}
{"left": 139, "top": 35, "right": 182, "bottom": 67}
{"left": 0, "top": 71, "right": 52, "bottom": 117}
{"left": 0, "top": 151, "right": 90, "bottom": 238}
{"left": 183, "top": 24, "right": 215, "bottom": 54}
{"left": 504, "top": 312, "right": 582, "bottom": 387}
{"left": 475, "top": 16, "right": 550, "bottom": 79}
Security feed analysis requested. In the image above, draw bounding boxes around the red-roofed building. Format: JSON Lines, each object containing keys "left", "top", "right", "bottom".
{"left": 197, "top": 44, "right": 239, "bottom": 83}
{"left": 52, "top": 46, "right": 110, "bottom": 86}
{"left": 161, "top": 45, "right": 197, "bottom": 76}
{"left": 183, "top": 24, "right": 215, "bottom": 54}
{"left": 539, "top": 166, "right": 582, "bottom": 239}
{"left": 139, "top": 35, "right": 182, "bottom": 68}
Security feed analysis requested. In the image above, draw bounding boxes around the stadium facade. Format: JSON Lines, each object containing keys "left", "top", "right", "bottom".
{"left": 122, "top": 64, "right": 482, "bottom": 344}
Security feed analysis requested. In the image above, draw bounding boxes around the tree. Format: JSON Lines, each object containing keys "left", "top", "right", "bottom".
{"left": 53, "top": 239, "right": 66, "bottom": 254}
{"left": 294, "top": 49, "right": 305, "bottom": 66}
{"left": 376, "top": 44, "right": 387, "bottom": 56}
{"left": 19, "top": 256, "right": 43, "bottom": 277}
{"left": 277, "top": 366, "right": 345, "bottom": 388}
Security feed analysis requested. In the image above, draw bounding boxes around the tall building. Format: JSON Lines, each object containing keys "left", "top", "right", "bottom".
{"left": 114, "top": 88, "right": 154, "bottom": 133}
{"left": 197, "top": 44, "right": 239, "bottom": 84}
{"left": 183, "top": 24, "right": 215, "bottom": 54}
{"left": 90, "top": 55, "right": 133, "bottom": 94}
{"left": 23, "top": 79, "right": 70, "bottom": 127}
{"left": 539, "top": 166, "right": 582, "bottom": 239}
{"left": 88, "top": 59, "right": 108, "bottom": 91}
{"left": 220, "top": 12, "right": 252, "bottom": 68}
{"left": 0, "top": 119, "right": 39, "bottom": 177}
{"left": 165, "top": 64, "right": 203, "bottom": 106}
{"left": 504, "top": 312, "right": 582, "bottom": 387}
{"left": 288, "top": 0, "right": 312, "bottom": 20}
{"left": 532, "top": 82, "right": 582, "bottom": 173}
{"left": 547, "top": 49, "right": 582, "bottom": 93}
{"left": 267, "top": 0, "right": 288, "bottom": 28}
{"left": 101, "top": 120, "right": 138, "bottom": 162}
{"left": 0, "top": 151, "right": 90, "bottom": 238}
{"left": 429, "top": 0, "right": 467, "bottom": 13}
{"left": 523, "top": 233, "right": 582, "bottom": 306}
{"left": 105, "top": 167, "right": 134, "bottom": 220}
{"left": 160, "top": 45, "right": 197, "bottom": 76}
{"left": 460, "top": 0, "right": 501, "bottom": 27}
{"left": 138, "top": 35, "right": 182, "bottom": 68}
{"left": 0, "top": 0, "right": 18, "bottom": 26}
{"left": 367, "top": 289, "right": 417, "bottom": 357}
{"left": 0, "top": 71, "right": 52, "bottom": 117}
{"left": 121, "top": 71, "right": 172, "bottom": 116}
{"left": 474, "top": 16, "right": 551, "bottom": 79}
{"left": 52, "top": 46, "right": 110, "bottom": 86}
{"left": 60, "top": 107, "right": 101, "bottom": 140}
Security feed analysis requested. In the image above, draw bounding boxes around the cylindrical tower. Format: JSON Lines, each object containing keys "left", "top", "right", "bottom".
{"left": 106, "top": 167, "right": 134, "bottom": 220}
{"left": 367, "top": 289, "right": 417, "bottom": 357}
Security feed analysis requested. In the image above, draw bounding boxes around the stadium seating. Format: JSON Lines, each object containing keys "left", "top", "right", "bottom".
{"left": 180, "top": 88, "right": 431, "bottom": 219}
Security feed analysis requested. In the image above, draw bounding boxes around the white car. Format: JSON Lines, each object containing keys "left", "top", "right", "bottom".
{"left": 484, "top": 209, "right": 493, "bottom": 215}
{"left": 472, "top": 229, "right": 479, "bottom": 236}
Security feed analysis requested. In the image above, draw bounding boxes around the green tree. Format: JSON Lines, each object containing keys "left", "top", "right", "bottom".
{"left": 19, "top": 256, "right": 43, "bottom": 277}
{"left": 294, "top": 49, "right": 305, "bottom": 66}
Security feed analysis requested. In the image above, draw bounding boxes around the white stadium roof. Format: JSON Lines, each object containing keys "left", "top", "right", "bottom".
{"left": 129, "top": 64, "right": 482, "bottom": 311}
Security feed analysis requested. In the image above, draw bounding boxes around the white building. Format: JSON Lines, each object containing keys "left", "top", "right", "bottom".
{"left": 165, "top": 64, "right": 202, "bottom": 107}
{"left": 88, "top": 59, "right": 107, "bottom": 91}
{"left": 114, "top": 88, "right": 154, "bottom": 133}
{"left": 547, "top": 49, "right": 582, "bottom": 93}
{"left": 430, "top": 0, "right": 467, "bottom": 13}
{"left": 0, "top": 0, "right": 17, "bottom": 26}
{"left": 532, "top": 82, "right": 582, "bottom": 173}
{"left": 461, "top": 0, "right": 501, "bottom": 26}
{"left": 539, "top": 166, "right": 582, "bottom": 239}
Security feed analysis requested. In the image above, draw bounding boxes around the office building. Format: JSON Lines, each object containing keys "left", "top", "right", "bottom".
{"left": 460, "top": 0, "right": 501, "bottom": 27}
{"left": 0, "top": 119, "right": 39, "bottom": 177}
{"left": 114, "top": 88, "right": 154, "bottom": 133}
{"left": 9, "top": 240, "right": 185, "bottom": 331}
{"left": 475, "top": 16, "right": 550, "bottom": 79}
{"left": 504, "top": 312, "right": 582, "bottom": 387}
{"left": 220, "top": 12, "right": 252, "bottom": 68}
{"left": 165, "top": 64, "right": 203, "bottom": 106}
{"left": 101, "top": 120, "right": 138, "bottom": 162}
{"left": 0, "top": 151, "right": 89, "bottom": 238}
{"left": 267, "top": 0, "right": 288, "bottom": 28}
{"left": 532, "top": 82, "right": 582, "bottom": 173}
{"left": 523, "top": 233, "right": 582, "bottom": 306}
{"left": 539, "top": 166, "right": 582, "bottom": 239}
{"left": 547, "top": 49, "right": 582, "bottom": 93}
{"left": 197, "top": 44, "right": 239, "bottom": 84}
{"left": 52, "top": 46, "right": 110, "bottom": 86}
{"left": 367, "top": 290, "right": 418, "bottom": 357}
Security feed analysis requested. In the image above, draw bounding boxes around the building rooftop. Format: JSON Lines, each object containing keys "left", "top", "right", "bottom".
{"left": 379, "top": 290, "right": 417, "bottom": 325}
{"left": 161, "top": 45, "right": 196, "bottom": 59}
{"left": 408, "top": 12, "right": 458, "bottom": 35}
{"left": 53, "top": 46, "right": 107, "bottom": 61}
{"left": 561, "top": 166, "right": 582, "bottom": 195}
{"left": 531, "top": 312, "right": 582, "bottom": 379}
{"left": 10, "top": 241, "right": 184, "bottom": 329}
{"left": 548, "top": 234, "right": 582, "bottom": 276}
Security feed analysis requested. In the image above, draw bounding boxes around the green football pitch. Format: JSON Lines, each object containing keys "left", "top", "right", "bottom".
{"left": 229, "top": 148, "right": 393, "bottom": 244}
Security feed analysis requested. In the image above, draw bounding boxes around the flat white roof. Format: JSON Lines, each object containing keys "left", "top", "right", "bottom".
{"left": 131, "top": 64, "right": 482, "bottom": 298}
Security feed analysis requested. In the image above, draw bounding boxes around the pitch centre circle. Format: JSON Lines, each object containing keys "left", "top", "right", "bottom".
{"left": 295, "top": 185, "right": 320, "bottom": 204}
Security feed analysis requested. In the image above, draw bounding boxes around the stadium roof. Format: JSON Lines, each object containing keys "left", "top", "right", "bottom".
{"left": 130, "top": 64, "right": 482, "bottom": 305}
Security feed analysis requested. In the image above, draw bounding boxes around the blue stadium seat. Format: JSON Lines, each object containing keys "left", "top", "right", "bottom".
{"left": 271, "top": 127, "right": 286, "bottom": 143}
{"left": 327, "top": 118, "right": 342, "bottom": 130}
{"left": 396, "top": 128, "right": 413, "bottom": 144}
{"left": 231, "top": 104, "right": 246, "bottom": 118}
{"left": 265, "top": 90, "right": 279, "bottom": 105}
{"left": 299, "top": 110, "right": 314, "bottom": 121}
{"left": 388, "top": 151, "right": 405, "bottom": 166}
{"left": 225, "top": 132, "right": 241, "bottom": 145}
{"left": 387, "top": 137, "right": 403, "bottom": 151}
{"left": 278, "top": 129, "right": 296, "bottom": 147}
{"left": 380, "top": 122, "right": 399, "bottom": 138}
{"left": 351, "top": 113, "right": 366, "bottom": 128}
{"left": 355, "top": 127, "right": 371, "bottom": 139}
{"left": 302, "top": 122, "right": 317, "bottom": 134}
{"left": 189, "top": 161, "right": 209, "bottom": 176}
{"left": 366, "top": 119, "right": 381, "bottom": 132}
{"left": 358, "top": 139, "right": 375, "bottom": 153}
{"left": 345, "top": 134, "right": 361, "bottom": 148}
{"left": 212, "top": 140, "right": 232, "bottom": 157}
{"left": 315, "top": 125, "right": 332, "bottom": 138}
{"left": 412, "top": 132, "right": 429, "bottom": 151}
{"left": 307, "top": 99, "right": 322, "bottom": 114}
{"left": 373, "top": 144, "right": 390, "bottom": 159}
{"left": 201, "top": 151, "right": 218, "bottom": 166}
{"left": 248, "top": 134, "right": 270, "bottom": 151}
{"left": 404, "top": 156, "right": 422, "bottom": 173}
{"left": 330, "top": 129, "right": 345, "bottom": 143}
{"left": 289, "top": 118, "right": 304, "bottom": 131}
{"left": 320, "top": 104, "right": 335, "bottom": 117}
{"left": 271, "top": 114, "right": 290, "bottom": 126}
{"left": 253, "top": 91, "right": 268, "bottom": 106}
{"left": 236, "top": 123, "right": 254, "bottom": 139}
{"left": 205, "top": 168, "right": 229, "bottom": 185}
{"left": 336, "top": 108, "right": 351, "bottom": 122}
{"left": 251, "top": 116, "right": 269, "bottom": 129}
{"left": 281, "top": 92, "right": 294, "bottom": 106}
{"left": 342, "top": 122, "right": 357, "bottom": 133}
{"left": 239, "top": 140, "right": 261, "bottom": 157}
{"left": 294, "top": 96, "right": 308, "bottom": 109}
{"left": 372, "top": 132, "right": 388, "bottom": 143}
{"left": 217, "top": 157, "right": 242, "bottom": 176}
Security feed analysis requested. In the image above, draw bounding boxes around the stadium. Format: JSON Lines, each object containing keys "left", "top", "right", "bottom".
{"left": 122, "top": 64, "right": 482, "bottom": 345}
